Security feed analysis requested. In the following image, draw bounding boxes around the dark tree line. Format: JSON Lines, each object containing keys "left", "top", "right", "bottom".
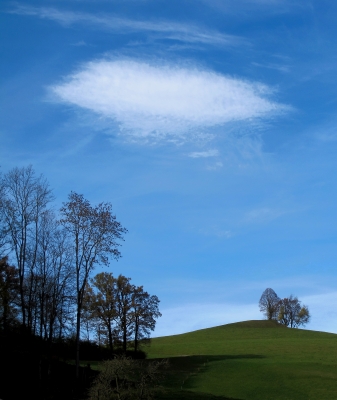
{"left": 0, "top": 256, "right": 19, "bottom": 331}
{"left": 0, "top": 166, "right": 161, "bottom": 376}
{"left": 259, "top": 288, "right": 310, "bottom": 328}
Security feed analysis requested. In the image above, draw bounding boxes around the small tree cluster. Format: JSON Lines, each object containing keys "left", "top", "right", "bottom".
{"left": 259, "top": 288, "right": 310, "bottom": 328}
{"left": 88, "top": 356, "right": 168, "bottom": 400}
{"left": 83, "top": 272, "right": 161, "bottom": 353}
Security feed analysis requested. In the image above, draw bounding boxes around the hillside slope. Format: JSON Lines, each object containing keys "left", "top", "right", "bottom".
{"left": 147, "top": 320, "right": 337, "bottom": 400}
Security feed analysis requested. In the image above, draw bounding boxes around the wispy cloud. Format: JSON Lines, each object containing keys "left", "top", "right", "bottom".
{"left": 244, "top": 207, "right": 288, "bottom": 224}
{"left": 252, "top": 61, "right": 290, "bottom": 73}
{"left": 198, "top": 226, "right": 232, "bottom": 237}
{"left": 197, "top": 0, "right": 311, "bottom": 15}
{"left": 50, "top": 59, "right": 288, "bottom": 143}
{"left": 206, "top": 161, "right": 224, "bottom": 170}
{"left": 10, "top": 5, "right": 243, "bottom": 47}
{"left": 71, "top": 40, "right": 87, "bottom": 47}
{"left": 188, "top": 149, "right": 219, "bottom": 158}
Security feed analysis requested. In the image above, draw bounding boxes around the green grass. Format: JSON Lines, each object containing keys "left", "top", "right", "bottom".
{"left": 146, "top": 320, "right": 337, "bottom": 400}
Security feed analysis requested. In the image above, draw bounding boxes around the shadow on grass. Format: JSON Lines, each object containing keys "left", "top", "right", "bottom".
{"left": 161, "top": 354, "right": 265, "bottom": 377}
{"left": 155, "top": 388, "right": 241, "bottom": 400}
{"left": 155, "top": 354, "right": 263, "bottom": 400}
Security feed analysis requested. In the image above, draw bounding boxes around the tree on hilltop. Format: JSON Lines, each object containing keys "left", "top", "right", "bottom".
{"left": 259, "top": 288, "right": 280, "bottom": 320}
{"left": 277, "top": 295, "right": 310, "bottom": 328}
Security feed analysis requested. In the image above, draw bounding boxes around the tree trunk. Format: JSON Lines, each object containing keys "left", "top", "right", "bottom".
{"left": 76, "top": 295, "right": 81, "bottom": 380}
{"left": 108, "top": 319, "right": 113, "bottom": 353}
{"left": 134, "top": 317, "right": 139, "bottom": 352}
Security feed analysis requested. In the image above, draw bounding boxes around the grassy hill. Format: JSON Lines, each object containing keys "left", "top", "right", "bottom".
{"left": 146, "top": 320, "right": 337, "bottom": 400}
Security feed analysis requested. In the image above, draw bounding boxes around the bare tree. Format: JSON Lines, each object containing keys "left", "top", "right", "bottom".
{"left": 259, "top": 288, "right": 280, "bottom": 320}
{"left": 59, "top": 192, "right": 127, "bottom": 378}
{"left": 0, "top": 166, "right": 53, "bottom": 328}
{"left": 0, "top": 174, "right": 10, "bottom": 258}
{"left": 277, "top": 295, "right": 310, "bottom": 328}
{"left": 33, "top": 210, "right": 74, "bottom": 341}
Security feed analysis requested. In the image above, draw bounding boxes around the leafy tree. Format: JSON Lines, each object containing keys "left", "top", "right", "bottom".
{"left": 297, "top": 304, "right": 310, "bottom": 327}
{"left": 115, "top": 274, "right": 134, "bottom": 352}
{"left": 59, "top": 192, "right": 127, "bottom": 377}
{"left": 81, "top": 284, "right": 96, "bottom": 342}
{"left": 84, "top": 273, "right": 162, "bottom": 353}
{"left": 131, "top": 287, "right": 161, "bottom": 352}
{"left": 259, "top": 288, "right": 280, "bottom": 320}
{"left": 84, "top": 272, "right": 119, "bottom": 352}
{"left": 277, "top": 295, "right": 310, "bottom": 328}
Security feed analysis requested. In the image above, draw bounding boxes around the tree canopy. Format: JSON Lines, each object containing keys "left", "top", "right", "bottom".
{"left": 259, "top": 288, "right": 310, "bottom": 328}
{"left": 83, "top": 272, "right": 161, "bottom": 353}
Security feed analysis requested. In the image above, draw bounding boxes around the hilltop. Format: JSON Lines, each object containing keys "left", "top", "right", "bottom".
{"left": 147, "top": 320, "right": 337, "bottom": 400}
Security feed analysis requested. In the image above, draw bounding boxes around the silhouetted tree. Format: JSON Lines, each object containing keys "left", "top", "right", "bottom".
{"left": 259, "top": 288, "right": 280, "bottom": 320}
{"left": 60, "top": 192, "right": 127, "bottom": 378}
{"left": 0, "top": 174, "right": 10, "bottom": 258}
{"left": 33, "top": 210, "right": 74, "bottom": 340}
{"left": 0, "top": 257, "right": 19, "bottom": 331}
{"left": 0, "top": 166, "right": 53, "bottom": 328}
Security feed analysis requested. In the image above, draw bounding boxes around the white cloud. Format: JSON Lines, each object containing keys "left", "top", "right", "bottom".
{"left": 50, "top": 59, "right": 287, "bottom": 143}
{"left": 188, "top": 149, "right": 219, "bottom": 158}
{"left": 10, "top": 6, "right": 243, "bottom": 47}
{"left": 245, "top": 207, "right": 288, "bottom": 224}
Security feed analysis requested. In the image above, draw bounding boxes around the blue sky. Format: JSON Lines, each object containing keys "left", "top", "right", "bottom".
{"left": 1, "top": 0, "right": 337, "bottom": 336}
